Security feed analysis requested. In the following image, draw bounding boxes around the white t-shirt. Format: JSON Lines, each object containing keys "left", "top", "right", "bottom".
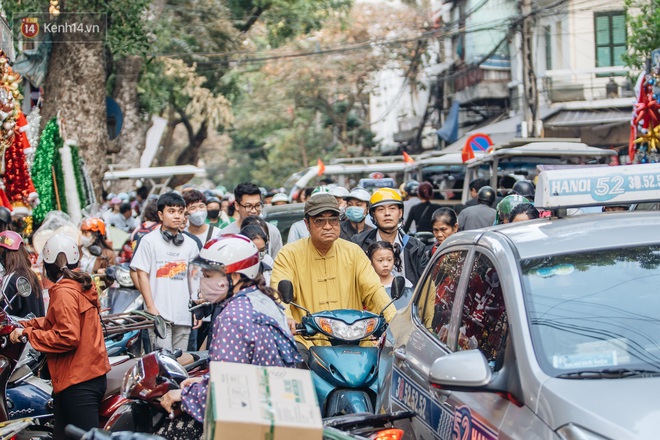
{"left": 186, "top": 225, "right": 220, "bottom": 247}
{"left": 130, "top": 229, "right": 199, "bottom": 326}
{"left": 221, "top": 220, "right": 283, "bottom": 258}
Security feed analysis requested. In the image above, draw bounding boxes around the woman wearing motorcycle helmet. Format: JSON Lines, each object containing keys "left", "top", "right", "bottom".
{"left": 10, "top": 234, "right": 110, "bottom": 439}
{"left": 79, "top": 217, "right": 116, "bottom": 274}
{"left": 0, "top": 231, "right": 44, "bottom": 317}
{"left": 495, "top": 194, "right": 531, "bottom": 224}
{"left": 158, "top": 234, "right": 301, "bottom": 440}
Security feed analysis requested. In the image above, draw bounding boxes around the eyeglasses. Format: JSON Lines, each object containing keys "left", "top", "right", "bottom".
{"left": 237, "top": 201, "right": 263, "bottom": 212}
{"left": 311, "top": 216, "right": 340, "bottom": 227}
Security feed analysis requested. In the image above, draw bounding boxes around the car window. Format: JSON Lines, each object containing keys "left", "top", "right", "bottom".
{"left": 457, "top": 253, "right": 508, "bottom": 370}
{"left": 416, "top": 250, "right": 467, "bottom": 345}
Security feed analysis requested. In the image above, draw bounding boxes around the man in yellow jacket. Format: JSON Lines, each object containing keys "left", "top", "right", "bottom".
{"left": 271, "top": 193, "right": 396, "bottom": 356}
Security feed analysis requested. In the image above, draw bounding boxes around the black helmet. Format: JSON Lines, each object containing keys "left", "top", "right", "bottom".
{"left": 404, "top": 180, "right": 420, "bottom": 198}
{"left": 0, "top": 207, "right": 10, "bottom": 224}
{"left": 477, "top": 186, "right": 496, "bottom": 207}
{"left": 512, "top": 179, "right": 535, "bottom": 199}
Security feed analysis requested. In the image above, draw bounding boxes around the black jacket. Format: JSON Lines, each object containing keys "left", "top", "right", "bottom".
{"left": 351, "top": 229, "right": 429, "bottom": 286}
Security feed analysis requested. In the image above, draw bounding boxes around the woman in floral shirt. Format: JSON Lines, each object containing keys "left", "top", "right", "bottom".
{"left": 158, "top": 234, "right": 301, "bottom": 440}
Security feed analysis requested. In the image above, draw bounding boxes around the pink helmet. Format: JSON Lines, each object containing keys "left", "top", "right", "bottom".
{"left": 0, "top": 231, "right": 23, "bottom": 251}
{"left": 194, "top": 234, "right": 260, "bottom": 279}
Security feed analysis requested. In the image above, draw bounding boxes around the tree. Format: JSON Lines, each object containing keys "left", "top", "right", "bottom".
{"left": 4, "top": 0, "right": 152, "bottom": 197}
{"left": 623, "top": 0, "right": 660, "bottom": 69}
{"left": 225, "top": 2, "right": 423, "bottom": 188}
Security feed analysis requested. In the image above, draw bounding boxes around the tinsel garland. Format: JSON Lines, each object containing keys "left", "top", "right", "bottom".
{"left": 70, "top": 144, "right": 89, "bottom": 208}
{"left": 80, "top": 158, "right": 97, "bottom": 205}
{"left": 31, "top": 118, "right": 64, "bottom": 223}
{"left": 24, "top": 108, "right": 41, "bottom": 170}
{"left": 4, "top": 123, "right": 35, "bottom": 203}
{"left": 60, "top": 141, "right": 81, "bottom": 224}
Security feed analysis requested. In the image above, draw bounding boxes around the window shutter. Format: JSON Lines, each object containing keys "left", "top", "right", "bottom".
{"left": 595, "top": 15, "right": 611, "bottom": 45}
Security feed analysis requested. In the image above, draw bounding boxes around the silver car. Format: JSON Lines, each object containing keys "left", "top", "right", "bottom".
{"left": 378, "top": 211, "right": 660, "bottom": 440}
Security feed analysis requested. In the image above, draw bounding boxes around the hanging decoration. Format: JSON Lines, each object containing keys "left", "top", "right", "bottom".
{"left": 24, "top": 107, "right": 41, "bottom": 170}
{"left": 60, "top": 141, "right": 82, "bottom": 225}
{"left": 4, "top": 112, "right": 36, "bottom": 205}
{"left": 0, "top": 51, "right": 23, "bottom": 173}
{"left": 32, "top": 118, "right": 65, "bottom": 223}
{"left": 630, "top": 58, "right": 660, "bottom": 164}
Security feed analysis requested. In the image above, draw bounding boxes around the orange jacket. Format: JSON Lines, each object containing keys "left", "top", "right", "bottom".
{"left": 24, "top": 278, "right": 111, "bottom": 393}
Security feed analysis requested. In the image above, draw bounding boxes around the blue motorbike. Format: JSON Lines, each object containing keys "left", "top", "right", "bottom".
{"left": 278, "top": 278, "right": 404, "bottom": 417}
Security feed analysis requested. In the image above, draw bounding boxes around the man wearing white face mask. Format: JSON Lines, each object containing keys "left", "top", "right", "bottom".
{"left": 340, "top": 188, "right": 373, "bottom": 240}
{"left": 184, "top": 190, "right": 221, "bottom": 246}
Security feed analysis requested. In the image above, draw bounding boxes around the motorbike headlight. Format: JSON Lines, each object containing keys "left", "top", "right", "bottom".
{"left": 115, "top": 268, "right": 134, "bottom": 288}
{"left": 121, "top": 361, "right": 144, "bottom": 398}
{"left": 314, "top": 317, "right": 378, "bottom": 342}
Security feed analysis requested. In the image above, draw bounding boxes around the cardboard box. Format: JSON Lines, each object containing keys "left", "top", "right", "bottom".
{"left": 204, "top": 362, "right": 323, "bottom": 440}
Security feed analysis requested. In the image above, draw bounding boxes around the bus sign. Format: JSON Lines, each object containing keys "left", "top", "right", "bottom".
{"left": 535, "top": 163, "right": 660, "bottom": 209}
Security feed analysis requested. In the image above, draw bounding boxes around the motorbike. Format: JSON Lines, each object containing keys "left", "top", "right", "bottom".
{"left": 278, "top": 277, "right": 405, "bottom": 418}
{"left": 0, "top": 306, "right": 51, "bottom": 438}
{"left": 104, "top": 349, "right": 208, "bottom": 433}
{"left": 323, "top": 410, "right": 415, "bottom": 440}
{"left": 65, "top": 424, "right": 166, "bottom": 440}
{"left": 100, "top": 263, "right": 144, "bottom": 358}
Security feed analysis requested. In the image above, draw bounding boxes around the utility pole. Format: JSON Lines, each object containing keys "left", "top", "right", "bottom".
{"left": 520, "top": 0, "right": 539, "bottom": 137}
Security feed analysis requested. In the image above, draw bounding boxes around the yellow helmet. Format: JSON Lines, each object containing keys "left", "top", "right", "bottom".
{"left": 370, "top": 188, "right": 403, "bottom": 211}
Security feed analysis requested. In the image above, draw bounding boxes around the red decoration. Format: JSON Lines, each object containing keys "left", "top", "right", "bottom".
{"left": 4, "top": 112, "right": 35, "bottom": 204}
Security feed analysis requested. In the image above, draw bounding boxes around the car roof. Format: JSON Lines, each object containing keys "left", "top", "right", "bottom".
{"left": 465, "top": 142, "right": 616, "bottom": 168}
{"left": 444, "top": 211, "right": 660, "bottom": 260}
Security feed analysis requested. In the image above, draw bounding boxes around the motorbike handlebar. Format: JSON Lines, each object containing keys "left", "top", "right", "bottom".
{"left": 64, "top": 424, "right": 87, "bottom": 439}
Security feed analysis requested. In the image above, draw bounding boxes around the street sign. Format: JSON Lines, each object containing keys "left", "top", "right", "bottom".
{"left": 535, "top": 163, "right": 660, "bottom": 208}
{"left": 462, "top": 133, "right": 492, "bottom": 162}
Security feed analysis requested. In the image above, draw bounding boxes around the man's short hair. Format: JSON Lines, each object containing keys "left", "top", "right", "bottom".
{"left": 119, "top": 203, "right": 132, "bottom": 214}
{"left": 157, "top": 192, "right": 186, "bottom": 212}
{"left": 469, "top": 178, "right": 489, "bottom": 192}
{"left": 234, "top": 182, "right": 261, "bottom": 203}
{"left": 136, "top": 186, "right": 149, "bottom": 200}
{"left": 183, "top": 189, "right": 206, "bottom": 207}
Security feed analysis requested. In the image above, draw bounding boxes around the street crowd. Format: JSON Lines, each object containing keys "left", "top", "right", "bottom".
{"left": 0, "top": 177, "right": 582, "bottom": 439}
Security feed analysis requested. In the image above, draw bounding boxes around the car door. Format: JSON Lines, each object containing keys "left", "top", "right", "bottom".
{"left": 390, "top": 247, "right": 471, "bottom": 440}
{"left": 441, "top": 249, "right": 510, "bottom": 439}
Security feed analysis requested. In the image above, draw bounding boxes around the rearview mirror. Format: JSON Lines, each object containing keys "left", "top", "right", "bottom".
{"left": 278, "top": 280, "right": 294, "bottom": 304}
{"left": 391, "top": 276, "right": 406, "bottom": 301}
{"left": 88, "top": 245, "right": 102, "bottom": 257}
{"left": 429, "top": 350, "right": 492, "bottom": 389}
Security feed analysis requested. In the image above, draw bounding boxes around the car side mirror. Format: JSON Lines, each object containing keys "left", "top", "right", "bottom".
{"left": 89, "top": 245, "right": 102, "bottom": 257}
{"left": 429, "top": 350, "right": 492, "bottom": 389}
{"left": 391, "top": 276, "right": 406, "bottom": 301}
{"left": 278, "top": 280, "right": 294, "bottom": 304}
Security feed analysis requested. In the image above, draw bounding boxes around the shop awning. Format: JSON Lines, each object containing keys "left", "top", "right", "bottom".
{"left": 543, "top": 109, "right": 631, "bottom": 128}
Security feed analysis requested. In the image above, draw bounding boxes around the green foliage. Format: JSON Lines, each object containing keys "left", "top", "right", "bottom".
{"left": 623, "top": 0, "right": 660, "bottom": 69}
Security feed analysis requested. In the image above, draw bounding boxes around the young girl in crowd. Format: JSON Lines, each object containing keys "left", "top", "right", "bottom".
{"left": 430, "top": 208, "right": 458, "bottom": 256}
{"left": 367, "top": 241, "right": 413, "bottom": 309}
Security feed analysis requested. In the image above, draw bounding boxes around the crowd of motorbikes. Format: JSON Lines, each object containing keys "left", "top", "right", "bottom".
{"left": 0, "top": 260, "right": 414, "bottom": 440}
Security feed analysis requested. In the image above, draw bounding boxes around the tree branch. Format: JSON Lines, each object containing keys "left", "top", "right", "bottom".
{"left": 239, "top": 5, "right": 270, "bottom": 33}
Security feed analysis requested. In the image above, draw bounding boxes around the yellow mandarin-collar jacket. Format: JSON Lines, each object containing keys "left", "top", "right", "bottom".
{"left": 271, "top": 237, "right": 396, "bottom": 349}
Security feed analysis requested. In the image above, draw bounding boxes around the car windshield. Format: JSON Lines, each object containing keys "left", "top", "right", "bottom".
{"left": 521, "top": 245, "right": 660, "bottom": 377}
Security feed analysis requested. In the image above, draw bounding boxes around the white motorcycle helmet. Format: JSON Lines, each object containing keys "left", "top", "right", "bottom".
{"left": 189, "top": 234, "right": 261, "bottom": 300}
{"left": 42, "top": 234, "right": 80, "bottom": 265}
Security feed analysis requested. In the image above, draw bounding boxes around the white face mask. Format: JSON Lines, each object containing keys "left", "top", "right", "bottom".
{"left": 81, "top": 235, "right": 94, "bottom": 248}
{"left": 188, "top": 210, "right": 208, "bottom": 227}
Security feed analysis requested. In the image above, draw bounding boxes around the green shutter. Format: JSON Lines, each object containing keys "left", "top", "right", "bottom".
{"left": 595, "top": 15, "right": 611, "bottom": 45}
{"left": 611, "top": 14, "right": 626, "bottom": 45}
